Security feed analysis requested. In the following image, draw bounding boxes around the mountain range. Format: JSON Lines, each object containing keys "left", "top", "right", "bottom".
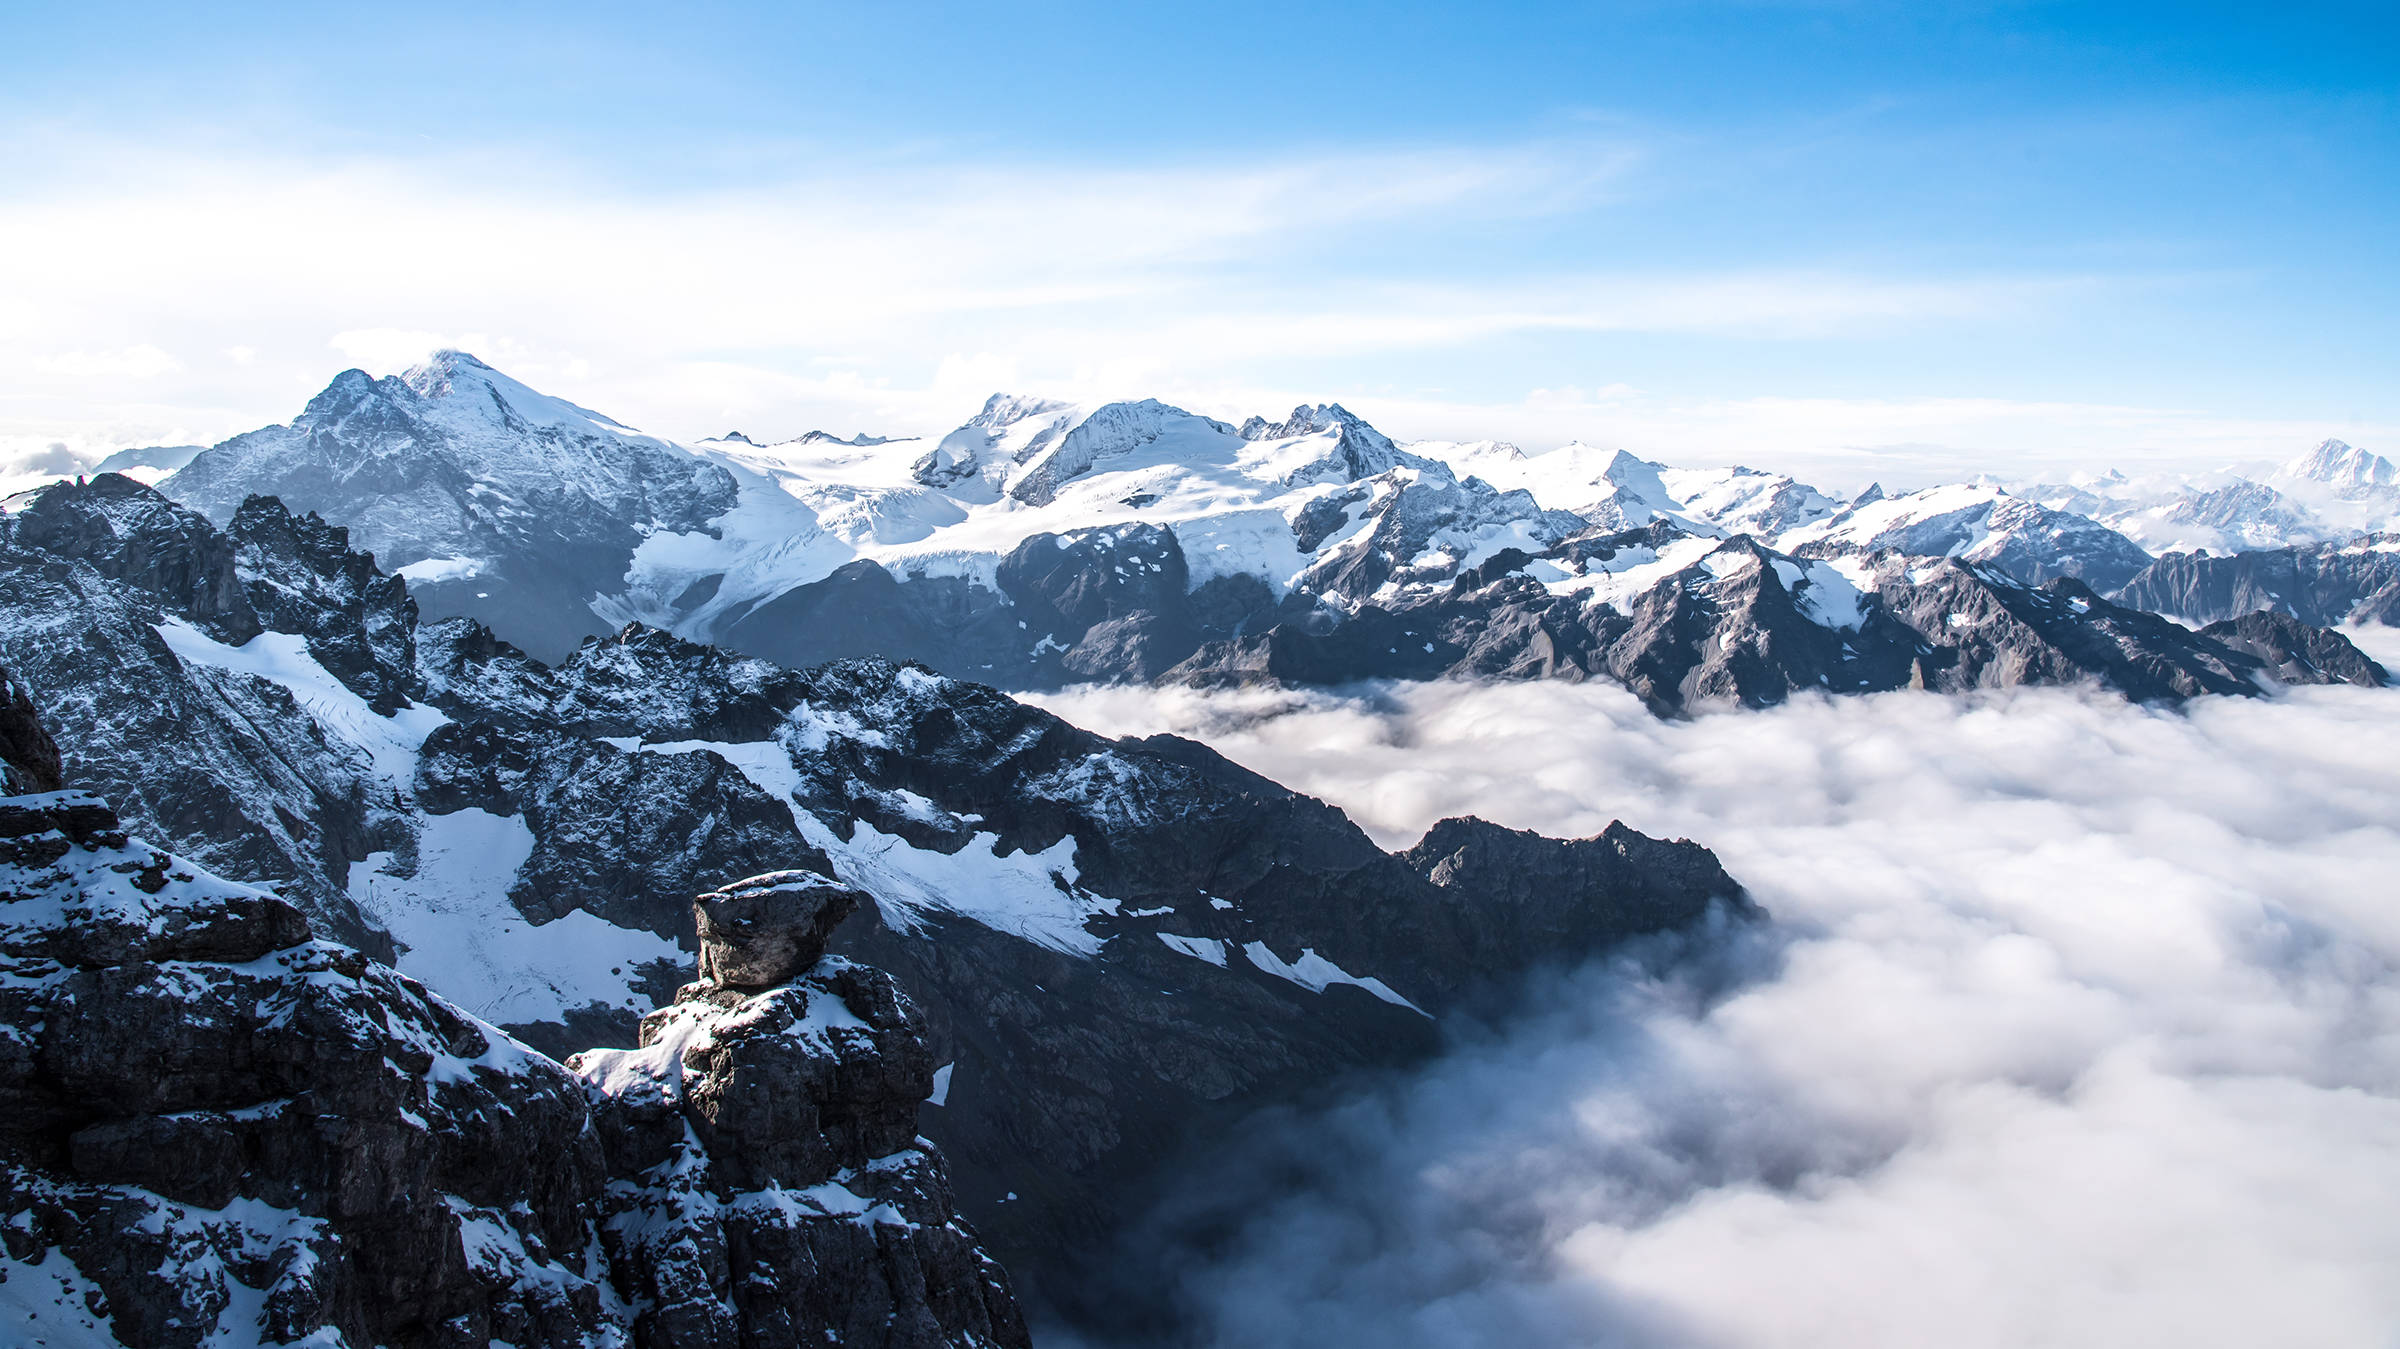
{"left": 116, "top": 351, "right": 2395, "bottom": 710}
{"left": 5, "top": 351, "right": 2393, "bottom": 1345}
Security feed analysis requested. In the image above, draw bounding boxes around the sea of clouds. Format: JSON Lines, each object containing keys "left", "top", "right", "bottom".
{"left": 1030, "top": 641, "right": 2400, "bottom": 1348}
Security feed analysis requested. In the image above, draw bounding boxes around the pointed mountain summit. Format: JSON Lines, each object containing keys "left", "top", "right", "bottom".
{"left": 1238, "top": 402, "right": 1428, "bottom": 483}
{"left": 162, "top": 351, "right": 737, "bottom": 658}
{"left": 2275, "top": 438, "right": 2396, "bottom": 496}
{"left": 398, "top": 348, "right": 640, "bottom": 435}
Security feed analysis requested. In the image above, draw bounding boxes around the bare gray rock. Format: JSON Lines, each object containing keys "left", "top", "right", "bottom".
{"left": 2112, "top": 534, "right": 2400, "bottom": 627}
{"left": 694, "top": 869, "right": 861, "bottom": 988}
{"left": 0, "top": 665, "right": 61, "bottom": 794}
{"left": 572, "top": 873, "right": 1027, "bottom": 1349}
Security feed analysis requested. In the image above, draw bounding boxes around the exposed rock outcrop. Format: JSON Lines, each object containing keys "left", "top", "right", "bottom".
{"left": 2111, "top": 536, "right": 2400, "bottom": 627}
{"left": 0, "top": 790, "right": 620, "bottom": 1348}
{"left": 571, "top": 872, "right": 1027, "bottom": 1348}
{"left": 0, "top": 666, "right": 61, "bottom": 794}
{"left": 0, "top": 782, "right": 1027, "bottom": 1348}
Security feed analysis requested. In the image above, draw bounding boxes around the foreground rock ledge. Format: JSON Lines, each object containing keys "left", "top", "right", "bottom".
{"left": 0, "top": 781, "right": 1026, "bottom": 1349}
{"left": 571, "top": 871, "right": 1027, "bottom": 1348}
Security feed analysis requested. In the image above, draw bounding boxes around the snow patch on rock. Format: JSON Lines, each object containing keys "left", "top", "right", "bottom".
{"left": 347, "top": 807, "right": 683, "bottom": 1025}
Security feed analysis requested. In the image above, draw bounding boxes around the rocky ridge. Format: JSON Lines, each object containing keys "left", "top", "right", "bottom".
{"left": 1161, "top": 525, "right": 2386, "bottom": 712}
{"left": 0, "top": 704, "right": 1026, "bottom": 1348}
{"left": 2114, "top": 535, "right": 2400, "bottom": 628}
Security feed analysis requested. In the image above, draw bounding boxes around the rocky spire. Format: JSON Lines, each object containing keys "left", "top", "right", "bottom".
{"left": 570, "top": 870, "right": 1030, "bottom": 1348}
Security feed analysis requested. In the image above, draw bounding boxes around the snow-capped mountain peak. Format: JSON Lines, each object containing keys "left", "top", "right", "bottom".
{"left": 1239, "top": 402, "right": 1367, "bottom": 441}
{"left": 1779, "top": 480, "right": 2155, "bottom": 591}
{"left": 2275, "top": 438, "right": 2396, "bottom": 496}
{"left": 971, "top": 392, "right": 1077, "bottom": 431}
{"left": 160, "top": 353, "right": 740, "bottom": 657}
{"left": 1597, "top": 445, "right": 1674, "bottom": 496}
{"left": 1233, "top": 403, "right": 1432, "bottom": 484}
{"left": 139, "top": 356, "right": 2399, "bottom": 689}
{"left": 399, "top": 348, "right": 642, "bottom": 438}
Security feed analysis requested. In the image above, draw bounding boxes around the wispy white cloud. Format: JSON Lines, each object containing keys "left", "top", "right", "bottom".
{"left": 0, "top": 135, "right": 2369, "bottom": 482}
{"left": 35, "top": 344, "right": 183, "bottom": 379}
{"left": 0, "top": 135, "right": 2160, "bottom": 468}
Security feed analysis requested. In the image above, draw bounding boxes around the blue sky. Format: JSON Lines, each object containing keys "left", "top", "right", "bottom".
{"left": 3, "top": 1, "right": 2394, "bottom": 484}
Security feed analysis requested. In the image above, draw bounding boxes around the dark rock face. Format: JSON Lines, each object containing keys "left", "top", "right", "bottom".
{"left": 0, "top": 780, "right": 1027, "bottom": 1348}
{"left": 0, "top": 666, "right": 62, "bottom": 794}
{"left": 415, "top": 616, "right": 559, "bottom": 726}
{"left": 227, "top": 494, "right": 420, "bottom": 712}
{"left": 998, "top": 523, "right": 1190, "bottom": 638}
{"left": 516, "top": 735, "right": 808, "bottom": 931}
{"left": 718, "top": 559, "right": 1030, "bottom": 682}
{"left": 2112, "top": 536, "right": 2400, "bottom": 627}
{"left": 4, "top": 471, "right": 261, "bottom": 642}
{"left": 0, "top": 480, "right": 399, "bottom": 950}
{"left": 720, "top": 524, "right": 1249, "bottom": 688}
{"left": 0, "top": 791, "right": 618, "bottom": 1349}
{"left": 571, "top": 874, "right": 1027, "bottom": 1349}
{"left": 1403, "top": 815, "right": 1758, "bottom": 959}
{"left": 2198, "top": 610, "right": 2391, "bottom": 686}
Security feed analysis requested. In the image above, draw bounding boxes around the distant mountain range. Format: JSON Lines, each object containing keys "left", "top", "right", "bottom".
{"left": 95, "top": 350, "right": 2386, "bottom": 709}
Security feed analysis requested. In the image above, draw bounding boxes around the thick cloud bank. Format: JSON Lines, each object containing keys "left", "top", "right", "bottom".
{"left": 1030, "top": 654, "right": 2400, "bottom": 1348}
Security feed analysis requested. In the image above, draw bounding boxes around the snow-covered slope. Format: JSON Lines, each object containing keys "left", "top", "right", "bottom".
{"left": 1416, "top": 441, "right": 1839, "bottom": 541}
{"left": 1777, "top": 481, "right": 2156, "bottom": 592}
{"left": 163, "top": 350, "right": 738, "bottom": 657}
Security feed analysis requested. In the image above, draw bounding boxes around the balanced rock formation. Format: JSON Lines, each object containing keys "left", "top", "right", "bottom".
{"left": 572, "top": 871, "right": 1028, "bottom": 1349}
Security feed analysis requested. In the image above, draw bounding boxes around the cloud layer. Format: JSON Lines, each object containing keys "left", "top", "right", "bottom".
{"left": 1030, "top": 657, "right": 2400, "bottom": 1347}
